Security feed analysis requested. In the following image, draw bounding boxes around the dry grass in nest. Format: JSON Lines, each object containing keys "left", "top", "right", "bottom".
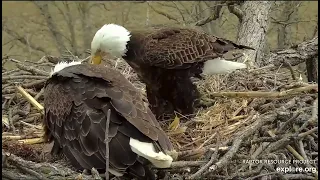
{"left": 164, "top": 67, "right": 295, "bottom": 152}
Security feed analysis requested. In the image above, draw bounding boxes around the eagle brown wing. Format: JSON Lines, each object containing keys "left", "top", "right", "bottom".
{"left": 43, "top": 64, "right": 173, "bottom": 179}
{"left": 127, "top": 27, "right": 254, "bottom": 69}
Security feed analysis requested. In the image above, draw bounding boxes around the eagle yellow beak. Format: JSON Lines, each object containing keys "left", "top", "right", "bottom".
{"left": 91, "top": 51, "right": 102, "bottom": 65}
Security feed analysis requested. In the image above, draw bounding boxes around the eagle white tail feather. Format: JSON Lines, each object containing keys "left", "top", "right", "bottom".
{"left": 202, "top": 58, "right": 247, "bottom": 75}
{"left": 129, "top": 138, "right": 173, "bottom": 168}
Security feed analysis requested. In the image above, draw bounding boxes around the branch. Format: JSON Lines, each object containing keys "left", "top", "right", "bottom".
{"left": 15, "top": 63, "right": 50, "bottom": 76}
{"left": 33, "top": 2, "right": 67, "bottom": 55}
{"left": 105, "top": 109, "right": 111, "bottom": 180}
{"left": 194, "top": 3, "right": 223, "bottom": 26}
{"left": 264, "top": 36, "right": 318, "bottom": 67}
{"left": 77, "top": 2, "right": 93, "bottom": 52}
{"left": 52, "top": 2, "right": 79, "bottom": 56}
{"left": 271, "top": 17, "right": 317, "bottom": 26}
{"left": 15, "top": 86, "right": 44, "bottom": 113}
{"left": 2, "top": 26, "right": 49, "bottom": 55}
{"left": 227, "top": 4, "right": 244, "bottom": 22}
{"left": 148, "top": 3, "right": 180, "bottom": 23}
{"left": 208, "top": 112, "right": 275, "bottom": 173}
{"left": 2, "top": 152, "right": 95, "bottom": 179}
{"left": 172, "top": 2, "right": 186, "bottom": 24}
{"left": 208, "top": 84, "right": 317, "bottom": 99}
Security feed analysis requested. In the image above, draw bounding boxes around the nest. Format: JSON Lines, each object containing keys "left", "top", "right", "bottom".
{"left": 2, "top": 55, "right": 318, "bottom": 180}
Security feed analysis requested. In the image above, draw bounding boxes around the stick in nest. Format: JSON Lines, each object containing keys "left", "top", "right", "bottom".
{"left": 268, "top": 131, "right": 318, "bottom": 179}
{"left": 207, "top": 112, "right": 275, "bottom": 173}
{"left": 105, "top": 109, "right": 111, "bottom": 180}
{"left": 187, "top": 145, "right": 220, "bottom": 179}
{"left": 14, "top": 86, "right": 45, "bottom": 145}
{"left": 15, "top": 86, "right": 44, "bottom": 113}
{"left": 3, "top": 75, "right": 48, "bottom": 81}
{"left": 208, "top": 84, "right": 318, "bottom": 98}
{"left": 15, "top": 63, "right": 50, "bottom": 76}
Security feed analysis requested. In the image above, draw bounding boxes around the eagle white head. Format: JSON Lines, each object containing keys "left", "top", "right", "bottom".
{"left": 91, "top": 24, "right": 131, "bottom": 65}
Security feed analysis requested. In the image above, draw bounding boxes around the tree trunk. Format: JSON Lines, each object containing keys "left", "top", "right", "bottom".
{"left": 306, "top": 56, "right": 318, "bottom": 83}
{"left": 237, "top": 1, "right": 272, "bottom": 66}
{"left": 276, "top": 2, "right": 300, "bottom": 49}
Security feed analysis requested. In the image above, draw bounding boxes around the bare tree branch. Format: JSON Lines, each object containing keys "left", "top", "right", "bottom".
{"left": 271, "top": 17, "right": 317, "bottom": 26}
{"left": 77, "top": 2, "right": 93, "bottom": 54}
{"left": 227, "top": 4, "right": 244, "bottom": 23}
{"left": 194, "top": 3, "right": 223, "bottom": 26}
{"left": 264, "top": 36, "right": 318, "bottom": 68}
{"left": 148, "top": 3, "right": 180, "bottom": 23}
{"left": 2, "top": 25, "right": 49, "bottom": 55}
{"left": 33, "top": 2, "right": 67, "bottom": 55}
{"left": 172, "top": 2, "right": 187, "bottom": 25}
{"left": 52, "top": 2, "right": 79, "bottom": 56}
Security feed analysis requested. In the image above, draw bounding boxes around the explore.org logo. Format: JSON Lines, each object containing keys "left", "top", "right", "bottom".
{"left": 276, "top": 166, "right": 317, "bottom": 174}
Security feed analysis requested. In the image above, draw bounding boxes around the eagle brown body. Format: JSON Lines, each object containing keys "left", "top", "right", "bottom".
{"left": 43, "top": 63, "right": 173, "bottom": 179}
{"left": 122, "top": 26, "right": 254, "bottom": 118}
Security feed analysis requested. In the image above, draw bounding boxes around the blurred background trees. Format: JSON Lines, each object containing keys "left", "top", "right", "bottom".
{"left": 2, "top": 1, "right": 318, "bottom": 79}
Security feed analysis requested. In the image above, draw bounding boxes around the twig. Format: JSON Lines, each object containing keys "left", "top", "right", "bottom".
{"left": 176, "top": 146, "right": 229, "bottom": 160}
{"left": 268, "top": 131, "right": 318, "bottom": 179}
{"left": 105, "top": 109, "right": 111, "bottom": 180}
{"left": 275, "top": 112, "right": 301, "bottom": 134}
{"left": 18, "top": 121, "right": 42, "bottom": 130}
{"left": 91, "top": 168, "right": 103, "bottom": 180}
{"left": 2, "top": 69, "right": 19, "bottom": 76}
{"left": 246, "top": 172, "right": 279, "bottom": 180}
{"left": 187, "top": 145, "right": 219, "bottom": 179}
{"left": 263, "top": 164, "right": 287, "bottom": 180}
{"left": 170, "top": 161, "right": 207, "bottom": 168}
{"left": 148, "top": 3, "right": 179, "bottom": 23}
{"left": 298, "top": 98, "right": 318, "bottom": 132}
{"left": 18, "top": 138, "right": 45, "bottom": 145}
{"left": 15, "top": 86, "right": 44, "bottom": 113}
{"left": 9, "top": 108, "right": 16, "bottom": 133}
{"left": 3, "top": 151, "right": 95, "bottom": 179}
{"left": 250, "top": 136, "right": 282, "bottom": 144}
{"left": 298, "top": 140, "right": 308, "bottom": 161}
{"left": 230, "top": 164, "right": 263, "bottom": 179}
{"left": 284, "top": 174, "right": 315, "bottom": 179}
{"left": 298, "top": 127, "right": 318, "bottom": 138}
{"left": 268, "top": 130, "right": 303, "bottom": 158}
{"left": 194, "top": 3, "right": 222, "bottom": 26}
{"left": 227, "top": 4, "right": 243, "bottom": 22}
{"left": 196, "top": 132, "right": 216, "bottom": 149}
{"left": 208, "top": 112, "right": 276, "bottom": 173}
{"left": 209, "top": 84, "right": 318, "bottom": 98}
{"left": 3, "top": 75, "right": 47, "bottom": 81}
{"left": 15, "top": 63, "right": 50, "bottom": 76}
{"left": 8, "top": 156, "right": 50, "bottom": 180}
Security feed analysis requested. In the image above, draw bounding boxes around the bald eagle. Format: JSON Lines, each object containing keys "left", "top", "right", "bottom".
{"left": 43, "top": 61, "right": 174, "bottom": 180}
{"left": 90, "top": 24, "right": 254, "bottom": 118}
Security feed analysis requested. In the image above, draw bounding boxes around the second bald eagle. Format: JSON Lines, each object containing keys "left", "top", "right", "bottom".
{"left": 90, "top": 24, "right": 254, "bottom": 118}
{"left": 43, "top": 62, "right": 174, "bottom": 180}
